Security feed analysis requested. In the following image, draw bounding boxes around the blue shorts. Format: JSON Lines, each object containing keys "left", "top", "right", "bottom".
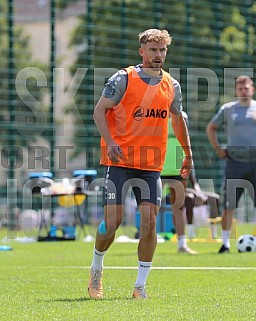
{"left": 224, "top": 157, "right": 256, "bottom": 209}
{"left": 103, "top": 166, "right": 162, "bottom": 206}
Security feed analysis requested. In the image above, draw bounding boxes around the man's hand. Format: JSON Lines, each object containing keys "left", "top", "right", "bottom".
{"left": 215, "top": 147, "right": 228, "bottom": 159}
{"left": 107, "top": 144, "right": 124, "bottom": 162}
{"left": 180, "top": 156, "right": 193, "bottom": 179}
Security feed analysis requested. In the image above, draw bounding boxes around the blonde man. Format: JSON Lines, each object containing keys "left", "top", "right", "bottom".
{"left": 88, "top": 29, "right": 192, "bottom": 299}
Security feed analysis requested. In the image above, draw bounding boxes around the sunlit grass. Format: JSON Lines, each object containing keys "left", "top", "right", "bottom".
{"left": 0, "top": 224, "right": 256, "bottom": 321}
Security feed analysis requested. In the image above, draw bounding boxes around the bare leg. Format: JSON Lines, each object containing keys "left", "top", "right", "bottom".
{"left": 88, "top": 204, "right": 124, "bottom": 299}
{"left": 217, "top": 208, "right": 235, "bottom": 251}
{"left": 168, "top": 180, "right": 197, "bottom": 253}
{"left": 221, "top": 208, "right": 235, "bottom": 230}
{"left": 185, "top": 193, "right": 195, "bottom": 225}
{"left": 185, "top": 193, "right": 197, "bottom": 239}
{"left": 137, "top": 202, "right": 159, "bottom": 262}
{"left": 206, "top": 193, "right": 220, "bottom": 219}
{"left": 206, "top": 194, "right": 220, "bottom": 239}
{"left": 169, "top": 180, "right": 187, "bottom": 236}
{"left": 132, "top": 201, "right": 159, "bottom": 296}
{"left": 95, "top": 205, "right": 123, "bottom": 251}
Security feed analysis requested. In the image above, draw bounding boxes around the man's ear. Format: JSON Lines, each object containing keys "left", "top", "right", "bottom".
{"left": 138, "top": 47, "right": 143, "bottom": 57}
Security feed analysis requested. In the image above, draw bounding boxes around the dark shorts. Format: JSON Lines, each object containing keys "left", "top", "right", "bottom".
{"left": 161, "top": 175, "right": 187, "bottom": 207}
{"left": 103, "top": 166, "right": 162, "bottom": 206}
{"left": 224, "top": 157, "right": 256, "bottom": 209}
{"left": 161, "top": 175, "right": 184, "bottom": 181}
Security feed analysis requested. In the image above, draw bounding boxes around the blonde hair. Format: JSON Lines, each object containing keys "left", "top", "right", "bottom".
{"left": 235, "top": 75, "right": 254, "bottom": 87}
{"left": 139, "top": 29, "right": 172, "bottom": 46}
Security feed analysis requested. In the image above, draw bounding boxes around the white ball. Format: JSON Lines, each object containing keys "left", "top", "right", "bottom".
{"left": 236, "top": 234, "right": 256, "bottom": 252}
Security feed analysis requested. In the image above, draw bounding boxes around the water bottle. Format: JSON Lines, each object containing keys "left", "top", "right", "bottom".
{"left": 0, "top": 245, "right": 13, "bottom": 251}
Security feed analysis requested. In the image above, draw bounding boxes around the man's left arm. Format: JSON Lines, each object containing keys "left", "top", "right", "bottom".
{"left": 171, "top": 113, "right": 193, "bottom": 179}
{"left": 170, "top": 77, "right": 192, "bottom": 178}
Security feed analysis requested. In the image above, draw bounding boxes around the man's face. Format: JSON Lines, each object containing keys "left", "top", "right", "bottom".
{"left": 235, "top": 81, "right": 254, "bottom": 100}
{"left": 139, "top": 41, "right": 168, "bottom": 70}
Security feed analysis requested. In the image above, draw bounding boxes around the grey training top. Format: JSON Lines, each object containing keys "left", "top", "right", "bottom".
{"left": 211, "top": 99, "right": 256, "bottom": 161}
{"left": 102, "top": 64, "right": 182, "bottom": 115}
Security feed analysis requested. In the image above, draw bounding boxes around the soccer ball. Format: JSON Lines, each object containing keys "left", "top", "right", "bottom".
{"left": 236, "top": 234, "right": 256, "bottom": 252}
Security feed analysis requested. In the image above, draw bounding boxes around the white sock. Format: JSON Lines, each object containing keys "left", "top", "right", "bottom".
{"left": 187, "top": 224, "right": 196, "bottom": 238}
{"left": 222, "top": 230, "right": 231, "bottom": 248}
{"left": 178, "top": 235, "right": 187, "bottom": 248}
{"left": 91, "top": 246, "right": 107, "bottom": 272}
{"left": 135, "top": 261, "right": 152, "bottom": 287}
{"left": 211, "top": 223, "right": 218, "bottom": 239}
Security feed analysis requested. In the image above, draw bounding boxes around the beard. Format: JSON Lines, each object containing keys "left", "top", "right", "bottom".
{"left": 150, "top": 59, "right": 162, "bottom": 70}
{"left": 237, "top": 96, "right": 252, "bottom": 105}
{"left": 239, "top": 96, "right": 251, "bottom": 101}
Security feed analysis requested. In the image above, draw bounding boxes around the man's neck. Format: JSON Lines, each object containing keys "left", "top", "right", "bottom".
{"left": 141, "top": 66, "right": 162, "bottom": 77}
{"left": 239, "top": 98, "right": 252, "bottom": 106}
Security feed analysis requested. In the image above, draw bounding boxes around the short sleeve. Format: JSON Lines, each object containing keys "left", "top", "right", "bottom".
{"left": 210, "top": 105, "right": 225, "bottom": 128}
{"left": 102, "top": 69, "right": 128, "bottom": 105}
{"left": 170, "top": 77, "right": 182, "bottom": 115}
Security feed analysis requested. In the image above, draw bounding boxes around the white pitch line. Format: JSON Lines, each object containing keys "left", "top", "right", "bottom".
{"left": 18, "top": 266, "right": 256, "bottom": 270}
{"left": 84, "top": 266, "right": 256, "bottom": 270}
{"left": 93, "top": 266, "right": 256, "bottom": 270}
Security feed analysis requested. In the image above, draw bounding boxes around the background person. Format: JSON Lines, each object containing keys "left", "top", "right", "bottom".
{"left": 88, "top": 28, "right": 192, "bottom": 299}
{"left": 207, "top": 75, "right": 256, "bottom": 253}
{"left": 185, "top": 169, "right": 220, "bottom": 239}
{"left": 161, "top": 112, "right": 197, "bottom": 254}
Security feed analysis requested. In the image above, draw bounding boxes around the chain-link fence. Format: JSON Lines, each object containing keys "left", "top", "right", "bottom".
{"left": 1, "top": 0, "right": 256, "bottom": 228}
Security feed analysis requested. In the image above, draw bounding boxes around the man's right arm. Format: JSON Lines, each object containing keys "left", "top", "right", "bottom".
{"left": 93, "top": 96, "right": 115, "bottom": 146}
{"left": 102, "top": 69, "right": 128, "bottom": 104}
{"left": 206, "top": 106, "right": 227, "bottom": 159}
{"left": 94, "top": 70, "right": 127, "bottom": 162}
{"left": 93, "top": 96, "right": 124, "bottom": 162}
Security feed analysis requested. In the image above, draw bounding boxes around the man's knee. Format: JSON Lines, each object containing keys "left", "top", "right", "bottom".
{"left": 140, "top": 216, "right": 157, "bottom": 238}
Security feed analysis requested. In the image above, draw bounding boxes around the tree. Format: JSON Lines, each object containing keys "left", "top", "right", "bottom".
{"left": 57, "top": 0, "right": 256, "bottom": 182}
{"left": 0, "top": 1, "right": 49, "bottom": 156}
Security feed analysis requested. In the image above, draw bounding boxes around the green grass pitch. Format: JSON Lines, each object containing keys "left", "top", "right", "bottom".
{"left": 0, "top": 224, "right": 256, "bottom": 321}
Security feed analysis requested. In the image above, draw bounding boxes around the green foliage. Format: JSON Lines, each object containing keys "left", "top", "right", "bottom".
{"left": 58, "top": 1, "right": 256, "bottom": 179}
{"left": 56, "top": 0, "right": 80, "bottom": 10}
{"left": 221, "top": 26, "right": 246, "bottom": 54}
{"left": 0, "top": 2, "right": 49, "bottom": 149}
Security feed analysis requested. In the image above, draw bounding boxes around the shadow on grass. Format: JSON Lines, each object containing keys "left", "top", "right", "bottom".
{"left": 41, "top": 296, "right": 134, "bottom": 303}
